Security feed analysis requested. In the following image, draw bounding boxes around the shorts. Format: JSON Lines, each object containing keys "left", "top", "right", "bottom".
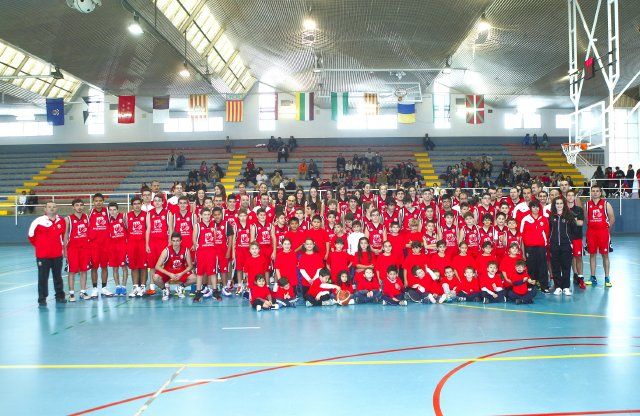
{"left": 586, "top": 228, "right": 610, "bottom": 255}
{"left": 147, "top": 239, "right": 167, "bottom": 270}
{"left": 212, "top": 249, "right": 229, "bottom": 273}
{"left": 108, "top": 241, "right": 127, "bottom": 267}
{"left": 67, "top": 245, "right": 90, "bottom": 273}
{"left": 235, "top": 247, "right": 250, "bottom": 270}
{"left": 571, "top": 239, "right": 583, "bottom": 257}
{"left": 127, "top": 239, "right": 147, "bottom": 269}
{"left": 196, "top": 249, "right": 216, "bottom": 276}
{"left": 156, "top": 271, "right": 192, "bottom": 284}
{"left": 90, "top": 240, "right": 109, "bottom": 269}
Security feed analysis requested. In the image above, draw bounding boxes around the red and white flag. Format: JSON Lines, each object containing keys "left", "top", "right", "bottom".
{"left": 189, "top": 94, "right": 208, "bottom": 119}
{"left": 117, "top": 95, "right": 135, "bottom": 124}
{"left": 466, "top": 94, "right": 484, "bottom": 124}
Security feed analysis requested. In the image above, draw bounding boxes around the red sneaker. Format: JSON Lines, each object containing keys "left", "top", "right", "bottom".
{"left": 578, "top": 279, "right": 586, "bottom": 290}
{"left": 145, "top": 288, "right": 157, "bottom": 296}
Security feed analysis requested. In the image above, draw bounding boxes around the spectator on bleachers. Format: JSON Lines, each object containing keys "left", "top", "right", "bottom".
{"left": 365, "top": 147, "right": 374, "bottom": 162}
{"left": 523, "top": 133, "right": 531, "bottom": 147}
{"left": 27, "top": 190, "right": 37, "bottom": 214}
{"left": 267, "top": 136, "right": 277, "bottom": 152}
{"left": 277, "top": 144, "right": 289, "bottom": 163}
{"left": 18, "top": 191, "right": 27, "bottom": 215}
{"left": 372, "top": 152, "right": 383, "bottom": 173}
{"left": 298, "top": 159, "right": 308, "bottom": 179}
{"left": 542, "top": 133, "right": 549, "bottom": 149}
{"left": 532, "top": 134, "right": 540, "bottom": 150}
{"left": 212, "top": 163, "right": 224, "bottom": 180}
{"left": 271, "top": 171, "right": 283, "bottom": 189}
{"left": 225, "top": 136, "right": 232, "bottom": 153}
{"left": 308, "top": 159, "right": 319, "bottom": 178}
{"left": 626, "top": 164, "right": 635, "bottom": 188}
{"left": 285, "top": 178, "right": 297, "bottom": 191}
{"left": 288, "top": 136, "right": 297, "bottom": 152}
{"left": 176, "top": 152, "right": 185, "bottom": 169}
{"left": 256, "top": 168, "right": 268, "bottom": 184}
{"left": 336, "top": 153, "right": 346, "bottom": 178}
{"left": 188, "top": 168, "right": 198, "bottom": 183}
{"left": 167, "top": 153, "right": 176, "bottom": 170}
{"left": 424, "top": 133, "right": 435, "bottom": 151}
{"left": 199, "top": 161, "right": 208, "bottom": 180}
{"left": 196, "top": 180, "right": 207, "bottom": 192}
{"left": 345, "top": 160, "right": 353, "bottom": 178}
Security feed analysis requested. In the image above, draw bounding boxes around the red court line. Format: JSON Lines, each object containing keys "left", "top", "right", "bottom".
{"left": 432, "top": 343, "right": 634, "bottom": 416}
{"left": 69, "top": 336, "right": 608, "bottom": 415}
{"left": 499, "top": 410, "right": 640, "bottom": 416}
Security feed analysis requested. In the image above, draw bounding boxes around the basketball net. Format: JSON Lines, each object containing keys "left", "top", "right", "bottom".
{"left": 561, "top": 142, "right": 586, "bottom": 165}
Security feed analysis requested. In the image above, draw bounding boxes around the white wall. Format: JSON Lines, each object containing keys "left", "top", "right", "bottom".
{"left": 0, "top": 92, "right": 570, "bottom": 145}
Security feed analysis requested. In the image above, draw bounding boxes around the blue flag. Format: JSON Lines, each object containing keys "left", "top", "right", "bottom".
{"left": 46, "top": 98, "right": 64, "bottom": 126}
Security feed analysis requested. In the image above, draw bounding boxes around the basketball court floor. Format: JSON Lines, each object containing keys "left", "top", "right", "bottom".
{"left": 1, "top": 236, "right": 639, "bottom": 416}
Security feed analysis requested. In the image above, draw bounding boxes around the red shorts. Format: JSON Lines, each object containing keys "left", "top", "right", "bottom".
{"left": 108, "top": 240, "right": 127, "bottom": 267}
{"left": 147, "top": 239, "right": 167, "bottom": 270}
{"left": 67, "top": 244, "right": 90, "bottom": 273}
{"left": 586, "top": 228, "right": 610, "bottom": 255}
{"left": 156, "top": 271, "right": 192, "bottom": 284}
{"left": 196, "top": 249, "right": 216, "bottom": 276}
{"left": 235, "top": 247, "right": 250, "bottom": 270}
{"left": 213, "top": 248, "right": 229, "bottom": 273}
{"left": 571, "top": 239, "right": 583, "bottom": 257}
{"left": 90, "top": 240, "right": 109, "bottom": 269}
{"left": 127, "top": 239, "right": 147, "bottom": 269}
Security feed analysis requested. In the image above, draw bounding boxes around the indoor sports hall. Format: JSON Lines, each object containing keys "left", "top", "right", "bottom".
{"left": 1, "top": 1, "right": 640, "bottom": 415}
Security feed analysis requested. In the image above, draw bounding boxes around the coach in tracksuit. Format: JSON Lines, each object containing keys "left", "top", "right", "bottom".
{"left": 520, "top": 200, "right": 550, "bottom": 293}
{"left": 28, "top": 201, "right": 67, "bottom": 306}
{"left": 549, "top": 197, "right": 578, "bottom": 295}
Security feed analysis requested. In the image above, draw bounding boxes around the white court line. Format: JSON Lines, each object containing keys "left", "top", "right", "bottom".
{"left": 0, "top": 282, "right": 37, "bottom": 294}
{"left": 133, "top": 365, "right": 186, "bottom": 416}
{"left": 222, "top": 326, "right": 260, "bottom": 330}
{"left": 175, "top": 379, "right": 227, "bottom": 383}
{"left": 0, "top": 267, "right": 37, "bottom": 278}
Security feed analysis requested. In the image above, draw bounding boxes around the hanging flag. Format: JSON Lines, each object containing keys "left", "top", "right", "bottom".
{"left": 466, "top": 95, "right": 485, "bottom": 124}
{"left": 273, "top": 92, "right": 279, "bottom": 120}
{"left": 152, "top": 95, "right": 170, "bottom": 124}
{"left": 118, "top": 95, "right": 136, "bottom": 124}
{"left": 331, "top": 92, "right": 349, "bottom": 121}
{"left": 188, "top": 94, "right": 208, "bottom": 119}
{"left": 397, "top": 103, "right": 416, "bottom": 124}
{"left": 363, "top": 93, "right": 379, "bottom": 116}
{"left": 45, "top": 98, "right": 64, "bottom": 126}
{"left": 276, "top": 92, "right": 296, "bottom": 119}
{"left": 295, "top": 92, "right": 314, "bottom": 121}
{"left": 225, "top": 100, "right": 244, "bottom": 122}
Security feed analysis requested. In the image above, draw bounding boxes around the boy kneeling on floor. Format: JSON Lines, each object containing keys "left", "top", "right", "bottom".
{"left": 305, "top": 268, "right": 340, "bottom": 306}
{"left": 250, "top": 274, "right": 279, "bottom": 311}
{"left": 505, "top": 260, "right": 537, "bottom": 304}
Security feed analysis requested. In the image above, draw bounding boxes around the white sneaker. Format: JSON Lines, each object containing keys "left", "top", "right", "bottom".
{"left": 162, "top": 288, "right": 169, "bottom": 301}
{"left": 348, "top": 299, "right": 355, "bottom": 305}
{"left": 256, "top": 305, "right": 262, "bottom": 311}
{"left": 202, "top": 287, "right": 212, "bottom": 298}
{"left": 438, "top": 295, "right": 446, "bottom": 304}
{"left": 399, "top": 300, "right": 408, "bottom": 306}
{"left": 90, "top": 288, "right": 99, "bottom": 299}
{"left": 138, "top": 285, "right": 145, "bottom": 297}
{"left": 175, "top": 286, "right": 185, "bottom": 299}
{"left": 272, "top": 303, "right": 280, "bottom": 310}
{"left": 427, "top": 294, "right": 436, "bottom": 304}
{"left": 305, "top": 300, "right": 312, "bottom": 307}
{"left": 129, "top": 286, "right": 138, "bottom": 298}
{"left": 100, "top": 287, "right": 113, "bottom": 297}
{"left": 563, "top": 288, "right": 572, "bottom": 296}
{"left": 553, "top": 288, "right": 563, "bottom": 295}
{"left": 381, "top": 300, "right": 387, "bottom": 305}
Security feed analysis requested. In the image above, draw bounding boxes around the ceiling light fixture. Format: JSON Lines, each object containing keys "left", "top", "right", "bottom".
{"left": 477, "top": 13, "right": 492, "bottom": 32}
{"left": 442, "top": 57, "right": 452, "bottom": 75}
{"left": 303, "top": 19, "right": 317, "bottom": 31}
{"left": 179, "top": 61, "right": 190, "bottom": 78}
{"left": 128, "top": 13, "right": 144, "bottom": 35}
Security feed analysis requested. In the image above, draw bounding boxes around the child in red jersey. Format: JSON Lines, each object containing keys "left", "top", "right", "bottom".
{"left": 402, "top": 241, "right": 429, "bottom": 286}
{"left": 457, "top": 266, "right": 483, "bottom": 302}
{"left": 242, "top": 242, "right": 269, "bottom": 291}
{"left": 440, "top": 266, "right": 461, "bottom": 303}
{"left": 407, "top": 265, "right": 437, "bottom": 304}
{"left": 274, "top": 238, "right": 299, "bottom": 289}
{"left": 404, "top": 219, "right": 423, "bottom": 249}
{"left": 272, "top": 277, "right": 297, "bottom": 308}
{"left": 330, "top": 222, "right": 347, "bottom": 249}
{"left": 429, "top": 240, "right": 450, "bottom": 277}
{"left": 422, "top": 220, "right": 438, "bottom": 254}
{"left": 499, "top": 242, "right": 524, "bottom": 289}
{"left": 298, "top": 238, "right": 324, "bottom": 298}
{"left": 452, "top": 241, "right": 475, "bottom": 279}
{"left": 385, "top": 222, "right": 405, "bottom": 258}
{"left": 375, "top": 240, "right": 401, "bottom": 283}
{"left": 284, "top": 217, "right": 306, "bottom": 253}
{"left": 336, "top": 270, "right": 353, "bottom": 294}
{"left": 352, "top": 267, "right": 382, "bottom": 304}
{"left": 250, "top": 275, "right": 278, "bottom": 311}
{"left": 305, "top": 268, "right": 339, "bottom": 306}
{"left": 459, "top": 212, "right": 480, "bottom": 257}
{"left": 505, "top": 260, "right": 537, "bottom": 304}
{"left": 327, "top": 238, "right": 351, "bottom": 284}
{"left": 480, "top": 261, "right": 505, "bottom": 303}
{"left": 306, "top": 215, "right": 330, "bottom": 261}
{"left": 475, "top": 241, "right": 498, "bottom": 278}
{"left": 107, "top": 202, "right": 128, "bottom": 296}
{"left": 381, "top": 266, "right": 408, "bottom": 306}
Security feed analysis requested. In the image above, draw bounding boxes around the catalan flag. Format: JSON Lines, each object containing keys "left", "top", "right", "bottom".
{"left": 188, "top": 94, "right": 208, "bottom": 119}
{"left": 295, "top": 92, "right": 314, "bottom": 121}
{"left": 397, "top": 103, "right": 416, "bottom": 124}
{"left": 225, "top": 100, "right": 244, "bottom": 122}
{"left": 466, "top": 94, "right": 485, "bottom": 124}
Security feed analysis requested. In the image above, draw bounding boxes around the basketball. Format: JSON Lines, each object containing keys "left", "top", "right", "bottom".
{"left": 336, "top": 290, "right": 351, "bottom": 306}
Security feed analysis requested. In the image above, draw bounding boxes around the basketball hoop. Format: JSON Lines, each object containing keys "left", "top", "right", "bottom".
{"left": 562, "top": 142, "right": 587, "bottom": 164}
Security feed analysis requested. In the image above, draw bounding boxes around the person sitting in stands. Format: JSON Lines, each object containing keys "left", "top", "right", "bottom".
{"left": 176, "top": 152, "right": 185, "bottom": 169}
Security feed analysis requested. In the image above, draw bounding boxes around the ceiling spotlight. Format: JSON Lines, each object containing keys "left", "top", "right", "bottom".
{"left": 128, "top": 14, "right": 144, "bottom": 35}
{"left": 303, "top": 19, "right": 317, "bottom": 31}
{"left": 477, "top": 13, "right": 492, "bottom": 32}
{"left": 179, "top": 61, "right": 190, "bottom": 78}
